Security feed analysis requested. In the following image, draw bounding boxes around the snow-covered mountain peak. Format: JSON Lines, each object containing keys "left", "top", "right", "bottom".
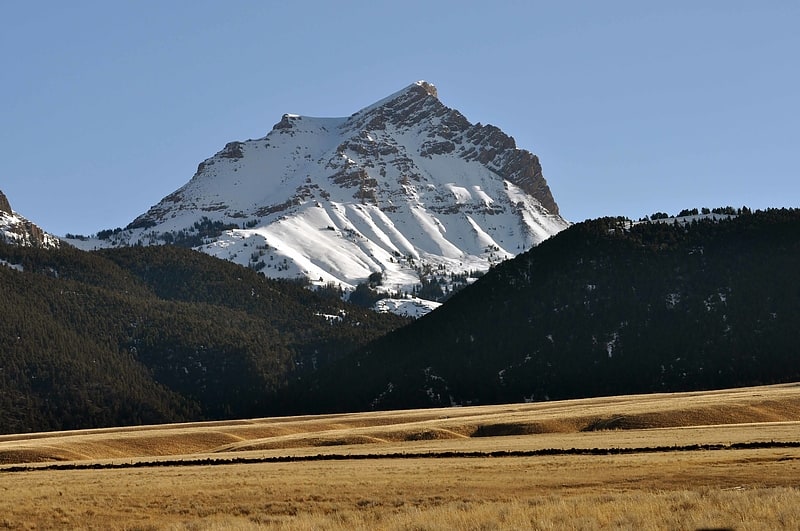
{"left": 72, "top": 82, "right": 569, "bottom": 312}
{"left": 0, "top": 190, "right": 60, "bottom": 249}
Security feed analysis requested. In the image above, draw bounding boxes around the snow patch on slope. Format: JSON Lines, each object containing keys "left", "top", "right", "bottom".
{"left": 374, "top": 297, "right": 441, "bottom": 318}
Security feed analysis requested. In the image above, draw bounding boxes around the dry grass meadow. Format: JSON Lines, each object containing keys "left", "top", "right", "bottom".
{"left": 1, "top": 383, "right": 799, "bottom": 529}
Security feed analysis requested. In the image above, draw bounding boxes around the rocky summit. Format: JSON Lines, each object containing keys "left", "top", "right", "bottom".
{"left": 71, "top": 81, "right": 568, "bottom": 307}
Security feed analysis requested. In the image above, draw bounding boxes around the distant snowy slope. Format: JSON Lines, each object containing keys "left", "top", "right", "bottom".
{"left": 69, "top": 81, "right": 568, "bottom": 303}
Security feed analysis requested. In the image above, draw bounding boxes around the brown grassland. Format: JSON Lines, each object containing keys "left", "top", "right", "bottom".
{"left": 1, "top": 383, "right": 799, "bottom": 530}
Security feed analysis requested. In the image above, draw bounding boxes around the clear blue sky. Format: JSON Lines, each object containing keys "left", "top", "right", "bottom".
{"left": 2, "top": 1, "right": 798, "bottom": 236}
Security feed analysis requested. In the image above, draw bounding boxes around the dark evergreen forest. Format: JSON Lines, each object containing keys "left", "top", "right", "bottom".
{"left": 284, "top": 209, "right": 800, "bottom": 413}
{"left": 0, "top": 244, "right": 408, "bottom": 434}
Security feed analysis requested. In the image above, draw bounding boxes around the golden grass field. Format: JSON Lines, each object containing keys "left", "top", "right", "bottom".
{"left": 1, "top": 383, "right": 799, "bottom": 529}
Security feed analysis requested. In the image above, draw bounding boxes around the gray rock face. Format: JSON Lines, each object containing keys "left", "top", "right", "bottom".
{"left": 0, "top": 190, "right": 11, "bottom": 215}
{"left": 344, "top": 83, "right": 559, "bottom": 215}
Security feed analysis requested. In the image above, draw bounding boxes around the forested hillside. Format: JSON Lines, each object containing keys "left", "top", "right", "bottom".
{"left": 286, "top": 209, "right": 800, "bottom": 413}
{"left": 0, "top": 244, "right": 408, "bottom": 434}
{"left": 4, "top": 208, "right": 798, "bottom": 433}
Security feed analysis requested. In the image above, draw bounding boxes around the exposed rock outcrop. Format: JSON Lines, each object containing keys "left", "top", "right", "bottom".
{"left": 0, "top": 190, "right": 11, "bottom": 215}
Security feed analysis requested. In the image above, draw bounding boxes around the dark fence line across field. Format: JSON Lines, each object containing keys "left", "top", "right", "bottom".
{"left": 2, "top": 440, "right": 799, "bottom": 474}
